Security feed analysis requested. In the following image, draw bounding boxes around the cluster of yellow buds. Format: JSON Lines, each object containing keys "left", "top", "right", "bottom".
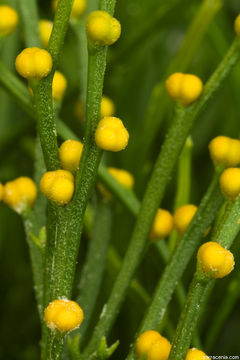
{"left": 209, "top": 136, "right": 240, "bottom": 167}
{"left": 39, "top": 20, "right": 53, "bottom": 48}
{"left": 15, "top": 47, "right": 52, "bottom": 80}
{"left": 40, "top": 170, "right": 74, "bottom": 205}
{"left": 219, "top": 168, "right": 240, "bottom": 201}
{"left": 95, "top": 116, "right": 129, "bottom": 152}
{"left": 150, "top": 209, "right": 174, "bottom": 239}
{"left": 59, "top": 139, "right": 83, "bottom": 171}
{"left": 166, "top": 72, "right": 203, "bottom": 107}
{"left": 86, "top": 10, "right": 121, "bottom": 46}
{"left": 44, "top": 299, "right": 84, "bottom": 332}
{"left": 0, "top": 5, "right": 19, "bottom": 37}
{"left": 136, "top": 330, "right": 171, "bottom": 360}
{"left": 52, "top": 0, "right": 86, "bottom": 20}
{"left": 173, "top": 204, "right": 198, "bottom": 235}
{"left": 197, "top": 241, "right": 234, "bottom": 279}
{"left": 2, "top": 177, "right": 37, "bottom": 213}
{"left": 186, "top": 348, "right": 209, "bottom": 360}
{"left": 75, "top": 95, "right": 115, "bottom": 122}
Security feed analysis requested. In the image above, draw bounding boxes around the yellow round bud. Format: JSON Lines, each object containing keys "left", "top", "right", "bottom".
{"left": 3, "top": 177, "right": 37, "bottom": 212}
{"left": 39, "top": 20, "right": 53, "bottom": 48}
{"left": 95, "top": 116, "right": 129, "bottom": 152}
{"left": 108, "top": 167, "right": 134, "bottom": 189}
{"left": 173, "top": 204, "right": 197, "bottom": 235}
{"left": 52, "top": 71, "right": 67, "bottom": 101}
{"left": 0, "top": 182, "right": 3, "bottom": 201}
{"left": 136, "top": 330, "right": 171, "bottom": 360}
{"left": 101, "top": 96, "right": 115, "bottom": 117}
{"left": 15, "top": 47, "right": 52, "bottom": 80}
{"left": 166, "top": 73, "right": 203, "bottom": 107}
{"left": 52, "top": 0, "right": 86, "bottom": 19}
{"left": 40, "top": 170, "right": 74, "bottom": 205}
{"left": 209, "top": 136, "right": 240, "bottom": 167}
{"left": 234, "top": 14, "right": 240, "bottom": 37}
{"left": 180, "top": 74, "right": 203, "bottom": 107}
{"left": 186, "top": 348, "right": 209, "bottom": 360}
{"left": 197, "top": 241, "right": 234, "bottom": 279}
{"left": 86, "top": 10, "right": 121, "bottom": 46}
{"left": 219, "top": 167, "right": 240, "bottom": 200}
{"left": 44, "top": 299, "right": 84, "bottom": 333}
{"left": 150, "top": 209, "right": 174, "bottom": 239}
{"left": 165, "top": 72, "right": 184, "bottom": 101}
{"left": 59, "top": 140, "right": 83, "bottom": 171}
{"left": 0, "top": 5, "right": 18, "bottom": 36}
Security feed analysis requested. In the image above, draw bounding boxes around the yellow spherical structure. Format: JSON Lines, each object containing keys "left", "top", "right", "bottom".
{"left": 95, "top": 116, "right": 129, "bottom": 152}
{"left": 234, "top": 14, "right": 240, "bottom": 37}
{"left": 173, "top": 204, "right": 198, "bottom": 235}
{"left": 40, "top": 170, "right": 75, "bottom": 205}
{"left": 101, "top": 96, "right": 115, "bottom": 117}
{"left": 180, "top": 74, "right": 203, "bottom": 107}
{"left": 186, "top": 348, "right": 209, "bottom": 360}
{"left": 209, "top": 136, "right": 240, "bottom": 167}
{"left": 44, "top": 299, "right": 84, "bottom": 333}
{"left": 165, "top": 72, "right": 184, "bottom": 101}
{"left": 108, "top": 167, "right": 134, "bottom": 189}
{"left": 53, "top": 0, "right": 86, "bottom": 19}
{"left": 219, "top": 167, "right": 240, "bottom": 200}
{"left": 197, "top": 241, "right": 234, "bottom": 279}
{"left": 39, "top": 20, "right": 53, "bottom": 48}
{"left": 150, "top": 209, "right": 174, "bottom": 239}
{"left": 3, "top": 177, "right": 37, "bottom": 213}
{"left": 52, "top": 71, "right": 67, "bottom": 101}
{"left": 59, "top": 140, "right": 83, "bottom": 171}
{"left": 166, "top": 72, "right": 203, "bottom": 107}
{"left": 15, "top": 47, "right": 52, "bottom": 80}
{"left": 86, "top": 10, "right": 121, "bottom": 46}
{"left": 136, "top": 330, "right": 171, "bottom": 360}
{"left": 0, "top": 5, "right": 18, "bottom": 36}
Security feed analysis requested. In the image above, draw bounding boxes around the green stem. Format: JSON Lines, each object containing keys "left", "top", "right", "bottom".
{"left": 82, "top": 37, "right": 240, "bottom": 359}
{"left": 165, "top": 196, "right": 240, "bottom": 360}
{"left": 174, "top": 136, "right": 193, "bottom": 210}
{"left": 18, "top": 0, "right": 41, "bottom": 47}
{"left": 126, "top": 172, "right": 223, "bottom": 360}
{"left": 168, "top": 136, "right": 193, "bottom": 252}
{"left": 168, "top": 275, "right": 211, "bottom": 360}
{"left": 205, "top": 273, "right": 240, "bottom": 351}
{"left": 42, "top": 1, "right": 117, "bottom": 359}
{"left": 135, "top": 0, "right": 222, "bottom": 171}
{"left": 76, "top": 198, "right": 112, "bottom": 345}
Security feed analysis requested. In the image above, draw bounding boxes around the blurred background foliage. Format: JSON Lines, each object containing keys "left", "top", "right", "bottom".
{"left": 0, "top": 0, "right": 240, "bottom": 358}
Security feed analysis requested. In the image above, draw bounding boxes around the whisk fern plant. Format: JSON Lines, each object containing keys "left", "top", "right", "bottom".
{"left": 0, "top": 0, "right": 240, "bottom": 359}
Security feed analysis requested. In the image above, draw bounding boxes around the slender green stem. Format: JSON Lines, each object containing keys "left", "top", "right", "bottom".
{"left": 134, "top": 0, "right": 222, "bottom": 171}
{"left": 205, "top": 273, "right": 240, "bottom": 351}
{"left": 168, "top": 136, "right": 193, "bottom": 252}
{"left": 174, "top": 136, "right": 193, "bottom": 210}
{"left": 76, "top": 198, "right": 112, "bottom": 345}
{"left": 168, "top": 275, "right": 211, "bottom": 360}
{"left": 107, "top": 246, "right": 151, "bottom": 305}
{"left": 167, "top": 196, "right": 240, "bottom": 360}
{"left": 126, "top": 172, "right": 223, "bottom": 360}
{"left": 42, "top": 1, "right": 117, "bottom": 358}
{"left": 82, "top": 36, "right": 240, "bottom": 360}
{"left": 18, "top": 0, "right": 41, "bottom": 47}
